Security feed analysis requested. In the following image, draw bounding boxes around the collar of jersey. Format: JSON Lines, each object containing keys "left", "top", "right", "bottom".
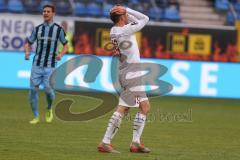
{"left": 44, "top": 21, "right": 54, "bottom": 27}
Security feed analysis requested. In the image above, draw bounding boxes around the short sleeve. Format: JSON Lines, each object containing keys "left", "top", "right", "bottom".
{"left": 59, "top": 28, "right": 68, "bottom": 45}
{"left": 27, "top": 27, "right": 37, "bottom": 44}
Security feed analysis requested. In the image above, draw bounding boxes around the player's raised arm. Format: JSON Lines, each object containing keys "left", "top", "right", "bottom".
{"left": 123, "top": 8, "right": 149, "bottom": 34}
{"left": 127, "top": 8, "right": 149, "bottom": 24}
{"left": 127, "top": 13, "right": 138, "bottom": 23}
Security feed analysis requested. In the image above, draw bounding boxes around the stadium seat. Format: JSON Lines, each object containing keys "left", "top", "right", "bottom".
{"left": 164, "top": 5, "right": 180, "bottom": 21}
{"left": 229, "top": 0, "right": 237, "bottom": 3}
{"left": 40, "top": 0, "right": 53, "bottom": 8}
{"left": 0, "top": 0, "right": 7, "bottom": 12}
{"left": 55, "top": 0, "right": 72, "bottom": 15}
{"left": 234, "top": 2, "right": 240, "bottom": 12}
{"left": 95, "top": 0, "right": 104, "bottom": 3}
{"left": 86, "top": 2, "right": 101, "bottom": 17}
{"left": 215, "top": 0, "right": 229, "bottom": 11}
{"left": 104, "top": 0, "right": 113, "bottom": 5}
{"left": 23, "top": 0, "right": 41, "bottom": 13}
{"left": 8, "top": 0, "right": 25, "bottom": 13}
{"left": 130, "top": 0, "right": 140, "bottom": 4}
{"left": 148, "top": 7, "right": 163, "bottom": 21}
{"left": 102, "top": 3, "right": 113, "bottom": 18}
{"left": 226, "top": 11, "right": 235, "bottom": 25}
{"left": 131, "top": 4, "right": 146, "bottom": 15}
{"left": 74, "top": 2, "right": 87, "bottom": 16}
{"left": 155, "top": 0, "right": 168, "bottom": 9}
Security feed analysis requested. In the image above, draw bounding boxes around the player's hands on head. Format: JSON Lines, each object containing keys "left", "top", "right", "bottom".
{"left": 110, "top": 5, "right": 126, "bottom": 15}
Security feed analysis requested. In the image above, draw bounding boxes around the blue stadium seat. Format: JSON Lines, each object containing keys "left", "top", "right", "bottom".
{"left": 226, "top": 11, "right": 235, "bottom": 25}
{"left": 234, "top": 2, "right": 240, "bottom": 12}
{"left": 86, "top": 2, "right": 101, "bottom": 17}
{"left": 164, "top": 5, "right": 180, "bottom": 21}
{"left": 40, "top": 0, "right": 53, "bottom": 8}
{"left": 23, "top": 0, "right": 41, "bottom": 13}
{"left": 130, "top": 0, "right": 140, "bottom": 4}
{"left": 130, "top": 4, "right": 145, "bottom": 15}
{"left": 102, "top": 3, "right": 113, "bottom": 18}
{"left": 75, "top": 2, "right": 87, "bottom": 16}
{"left": 155, "top": 0, "right": 168, "bottom": 9}
{"left": 229, "top": 0, "right": 237, "bottom": 3}
{"left": 148, "top": 7, "right": 163, "bottom": 21}
{"left": 215, "top": 0, "right": 229, "bottom": 11}
{"left": 0, "top": 0, "right": 7, "bottom": 12}
{"left": 94, "top": 0, "right": 104, "bottom": 3}
{"left": 105, "top": 0, "right": 115, "bottom": 5}
{"left": 55, "top": 0, "right": 72, "bottom": 15}
{"left": 8, "top": 0, "right": 25, "bottom": 13}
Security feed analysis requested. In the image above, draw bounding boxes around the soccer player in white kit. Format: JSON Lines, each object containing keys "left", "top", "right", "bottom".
{"left": 98, "top": 5, "right": 151, "bottom": 153}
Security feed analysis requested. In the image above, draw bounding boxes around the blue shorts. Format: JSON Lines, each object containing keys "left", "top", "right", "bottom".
{"left": 30, "top": 65, "right": 55, "bottom": 89}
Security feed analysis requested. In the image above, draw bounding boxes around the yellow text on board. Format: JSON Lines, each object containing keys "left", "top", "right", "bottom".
{"left": 96, "top": 28, "right": 110, "bottom": 48}
{"left": 171, "top": 34, "right": 186, "bottom": 53}
{"left": 188, "top": 34, "right": 212, "bottom": 55}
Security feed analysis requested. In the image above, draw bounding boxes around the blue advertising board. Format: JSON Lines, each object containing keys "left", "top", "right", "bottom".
{"left": 0, "top": 51, "right": 239, "bottom": 99}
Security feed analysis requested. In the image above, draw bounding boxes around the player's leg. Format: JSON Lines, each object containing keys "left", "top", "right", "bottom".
{"left": 44, "top": 86, "right": 55, "bottom": 123}
{"left": 133, "top": 100, "right": 150, "bottom": 143}
{"left": 98, "top": 105, "right": 129, "bottom": 153}
{"left": 29, "top": 85, "right": 40, "bottom": 124}
{"left": 130, "top": 99, "right": 151, "bottom": 153}
{"left": 102, "top": 106, "right": 128, "bottom": 144}
{"left": 45, "top": 87, "right": 55, "bottom": 110}
{"left": 28, "top": 66, "right": 42, "bottom": 124}
{"left": 43, "top": 68, "right": 55, "bottom": 123}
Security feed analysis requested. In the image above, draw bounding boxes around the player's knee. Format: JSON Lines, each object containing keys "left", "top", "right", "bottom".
{"left": 44, "top": 87, "right": 54, "bottom": 94}
{"left": 31, "top": 86, "right": 38, "bottom": 92}
{"left": 45, "top": 87, "right": 55, "bottom": 99}
{"left": 29, "top": 87, "right": 39, "bottom": 100}
{"left": 116, "top": 106, "right": 127, "bottom": 115}
{"left": 109, "top": 112, "right": 123, "bottom": 127}
{"left": 124, "top": 107, "right": 130, "bottom": 116}
{"left": 139, "top": 100, "right": 150, "bottom": 115}
{"left": 110, "top": 118, "right": 121, "bottom": 128}
{"left": 44, "top": 87, "right": 53, "bottom": 93}
{"left": 141, "top": 107, "right": 150, "bottom": 115}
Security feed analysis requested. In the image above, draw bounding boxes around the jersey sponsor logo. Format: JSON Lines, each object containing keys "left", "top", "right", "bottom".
{"left": 38, "top": 37, "right": 56, "bottom": 41}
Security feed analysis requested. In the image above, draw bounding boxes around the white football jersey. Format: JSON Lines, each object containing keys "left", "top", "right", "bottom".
{"left": 110, "top": 8, "right": 149, "bottom": 65}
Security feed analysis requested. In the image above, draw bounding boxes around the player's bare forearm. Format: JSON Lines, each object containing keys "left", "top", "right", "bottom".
{"left": 59, "top": 44, "right": 68, "bottom": 57}
{"left": 24, "top": 43, "right": 31, "bottom": 60}
{"left": 56, "top": 44, "right": 68, "bottom": 61}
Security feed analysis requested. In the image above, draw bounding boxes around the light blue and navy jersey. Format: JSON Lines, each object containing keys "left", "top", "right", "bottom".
{"left": 27, "top": 22, "right": 68, "bottom": 68}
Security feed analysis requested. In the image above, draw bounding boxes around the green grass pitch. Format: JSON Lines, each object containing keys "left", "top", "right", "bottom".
{"left": 0, "top": 88, "right": 240, "bottom": 160}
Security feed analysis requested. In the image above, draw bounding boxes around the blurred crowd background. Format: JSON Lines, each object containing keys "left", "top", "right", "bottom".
{"left": 0, "top": 0, "right": 240, "bottom": 25}
{"left": 0, "top": 0, "right": 240, "bottom": 62}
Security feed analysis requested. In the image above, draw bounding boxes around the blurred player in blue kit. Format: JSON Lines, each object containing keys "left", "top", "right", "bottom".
{"left": 24, "top": 4, "right": 68, "bottom": 124}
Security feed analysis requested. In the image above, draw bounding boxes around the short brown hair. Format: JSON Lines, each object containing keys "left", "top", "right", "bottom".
{"left": 43, "top": 4, "right": 55, "bottom": 12}
{"left": 110, "top": 13, "right": 122, "bottom": 24}
{"left": 109, "top": 4, "right": 124, "bottom": 24}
